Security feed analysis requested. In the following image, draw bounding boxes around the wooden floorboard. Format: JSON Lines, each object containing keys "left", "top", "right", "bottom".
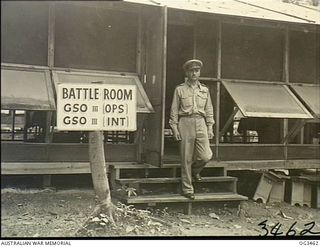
{"left": 126, "top": 192, "right": 248, "bottom": 204}
{"left": 1, "top": 162, "right": 147, "bottom": 175}
{"left": 116, "top": 176, "right": 237, "bottom": 184}
{"left": 1, "top": 162, "right": 91, "bottom": 175}
{"left": 164, "top": 160, "right": 320, "bottom": 170}
{"left": 2, "top": 159, "right": 319, "bottom": 175}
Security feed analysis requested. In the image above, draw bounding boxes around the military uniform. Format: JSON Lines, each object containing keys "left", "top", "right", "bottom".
{"left": 169, "top": 80, "right": 214, "bottom": 194}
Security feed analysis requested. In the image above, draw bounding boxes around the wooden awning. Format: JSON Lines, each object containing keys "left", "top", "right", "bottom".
{"left": 290, "top": 84, "right": 320, "bottom": 119}
{"left": 222, "top": 80, "right": 313, "bottom": 119}
{"left": 1, "top": 64, "right": 56, "bottom": 111}
{"left": 52, "top": 69, "right": 154, "bottom": 113}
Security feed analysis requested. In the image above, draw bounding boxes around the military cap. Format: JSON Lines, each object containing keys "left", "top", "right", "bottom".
{"left": 182, "top": 59, "right": 203, "bottom": 71}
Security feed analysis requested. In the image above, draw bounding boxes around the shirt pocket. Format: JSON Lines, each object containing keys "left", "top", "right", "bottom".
{"left": 197, "top": 92, "right": 208, "bottom": 108}
{"left": 180, "top": 92, "right": 193, "bottom": 108}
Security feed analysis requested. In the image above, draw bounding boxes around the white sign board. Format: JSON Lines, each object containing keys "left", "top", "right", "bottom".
{"left": 57, "top": 83, "right": 136, "bottom": 131}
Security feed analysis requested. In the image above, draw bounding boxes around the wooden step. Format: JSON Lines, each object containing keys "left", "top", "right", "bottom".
{"left": 110, "top": 162, "right": 156, "bottom": 169}
{"left": 163, "top": 161, "right": 227, "bottom": 168}
{"left": 110, "top": 162, "right": 226, "bottom": 169}
{"left": 126, "top": 192, "right": 248, "bottom": 204}
{"left": 116, "top": 176, "right": 237, "bottom": 185}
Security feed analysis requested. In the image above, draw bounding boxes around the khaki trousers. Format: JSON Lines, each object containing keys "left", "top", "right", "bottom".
{"left": 178, "top": 116, "right": 213, "bottom": 194}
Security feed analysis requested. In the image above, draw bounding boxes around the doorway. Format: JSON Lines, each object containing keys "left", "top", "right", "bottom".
{"left": 164, "top": 24, "right": 193, "bottom": 164}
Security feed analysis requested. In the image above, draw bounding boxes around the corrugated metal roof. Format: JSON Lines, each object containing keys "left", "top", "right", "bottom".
{"left": 125, "top": 0, "right": 320, "bottom": 24}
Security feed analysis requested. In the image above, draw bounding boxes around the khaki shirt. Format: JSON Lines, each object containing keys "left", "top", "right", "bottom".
{"left": 169, "top": 80, "right": 214, "bottom": 129}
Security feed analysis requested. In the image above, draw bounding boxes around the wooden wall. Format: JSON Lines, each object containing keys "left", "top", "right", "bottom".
{"left": 54, "top": 3, "right": 138, "bottom": 72}
{"left": 1, "top": 1, "right": 49, "bottom": 66}
{"left": 1, "top": 142, "right": 137, "bottom": 162}
{"left": 289, "top": 30, "right": 319, "bottom": 84}
{"left": 221, "top": 23, "right": 284, "bottom": 81}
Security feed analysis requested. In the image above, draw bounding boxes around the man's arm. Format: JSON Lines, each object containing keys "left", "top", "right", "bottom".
{"left": 205, "top": 91, "right": 215, "bottom": 139}
{"left": 169, "top": 88, "right": 181, "bottom": 141}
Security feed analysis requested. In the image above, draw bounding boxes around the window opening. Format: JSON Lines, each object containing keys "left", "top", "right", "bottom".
{"left": 1, "top": 110, "right": 46, "bottom": 142}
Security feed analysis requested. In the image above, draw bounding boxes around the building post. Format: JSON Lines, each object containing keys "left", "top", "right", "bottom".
{"left": 215, "top": 21, "right": 222, "bottom": 159}
{"left": 282, "top": 27, "right": 290, "bottom": 160}
{"left": 43, "top": 2, "right": 56, "bottom": 187}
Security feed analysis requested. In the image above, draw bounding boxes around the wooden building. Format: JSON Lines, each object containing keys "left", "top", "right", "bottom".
{"left": 1, "top": 1, "right": 319, "bottom": 193}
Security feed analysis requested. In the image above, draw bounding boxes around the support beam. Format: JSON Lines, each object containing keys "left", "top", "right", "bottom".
{"left": 160, "top": 6, "right": 168, "bottom": 167}
{"left": 215, "top": 21, "right": 222, "bottom": 159}
{"left": 23, "top": 113, "right": 28, "bottom": 142}
{"left": 134, "top": 114, "right": 146, "bottom": 163}
{"left": 282, "top": 119, "right": 306, "bottom": 144}
{"left": 185, "top": 203, "right": 192, "bottom": 215}
{"left": 43, "top": 175, "right": 52, "bottom": 188}
{"left": 193, "top": 24, "right": 197, "bottom": 58}
{"left": 219, "top": 107, "right": 239, "bottom": 137}
{"left": 45, "top": 3, "right": 55, "bottom": 167}
{"left": 44, "top": 112, "right": 53, "bottom": 143}
{"left": 48, "top": 3, "right": 55, "bottom": 68}
{"left": 136, "top": 13, "right": 142, "bottom": 75}
{"left": 299, "top": 126, "right": 304, "bottom": 144}
{"left": 282, "top": 27, "right": 290, "bottom": 160}
{"left": 199, "top": 77, "right": 219, "bottom": 82}
{"left": 12, "top": 110, "right": 16, "bottom": 141}
{"left": 282, "top": 120, "right": 289, "bottom": 158}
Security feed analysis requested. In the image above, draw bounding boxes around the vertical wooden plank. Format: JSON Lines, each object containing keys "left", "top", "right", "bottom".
{"left": 43, "top": 175, "right": 52, "bottom": 188}
{"left": 283, "top": 27, "right": 289, "bottom": 160}
{"left": 215, "top": 21, "right": 222, "bottom": 159}
{"left": 161, "top": 6, "right": 168, "bottom": 167}
{"left": 185, "top": 202, "right": 192, "bottom": 215}
{"left": 48, "top": 2, "right": 55, "bottom": 68}
{"left": 136, "top": 13, "right": 142, "bottom": 75}
{"left": 142, "top": 6, "right": 167, "bottom": 167}
{"left": 217, "top": 22, "right": 222, "bottom": 82}
{"left": 23, "top": 112, "right": 28, "bottom": 142}
{"left": 12, "top": 110, "right": 16, "bottom": 141}
{"left": 44, "top": 112, "right": 53, "bottom": 143}
{"left": 283, "top": 28, "right": 289, "bottom": 83}
{"left": 193, "top": 24, "right": 197, "bottom": 58}
{"left": 135, "top": 114, "right": 146, "bottom": 163}
{"left": 46, "top": 4, "right": 55, "bottom": 185}
{"left": 299, "top": 126, "right": 304, "bottom": 144}
{"left": 317, "top": 31, "right": 320, "bottom": 85}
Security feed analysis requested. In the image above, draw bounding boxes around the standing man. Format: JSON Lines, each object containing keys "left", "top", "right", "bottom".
{"left": 169, "top": 59, "right": 214, "bottom": 200}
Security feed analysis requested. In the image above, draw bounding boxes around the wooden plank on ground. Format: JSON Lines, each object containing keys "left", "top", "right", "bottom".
{"left": 126, "top": 192, "right": 248, "bottom": 204}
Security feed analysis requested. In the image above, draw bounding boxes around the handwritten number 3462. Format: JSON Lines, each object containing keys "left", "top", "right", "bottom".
{"left": 258, "top": 220, "right": 320, "bottom": 236}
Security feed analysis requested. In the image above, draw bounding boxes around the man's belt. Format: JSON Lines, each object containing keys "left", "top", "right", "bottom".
{"left": 179, "top": 114, "right": 204, "bottom": 119}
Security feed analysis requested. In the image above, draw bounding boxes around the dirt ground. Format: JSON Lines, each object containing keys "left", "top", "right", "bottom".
{"left": 1, "top": 188, "right": 320, "bottom": 238}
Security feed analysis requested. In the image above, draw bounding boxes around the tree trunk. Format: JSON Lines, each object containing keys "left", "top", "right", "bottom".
{"left": 88, "top": 131, "right": 113, "bottom": 218}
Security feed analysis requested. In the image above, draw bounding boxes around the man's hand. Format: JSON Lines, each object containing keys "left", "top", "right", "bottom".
{"left": 172, "top": 128, "right": 182, "bottom": 141}
{"left": 207, "top": 126, "right": 214, "bottom": 139}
